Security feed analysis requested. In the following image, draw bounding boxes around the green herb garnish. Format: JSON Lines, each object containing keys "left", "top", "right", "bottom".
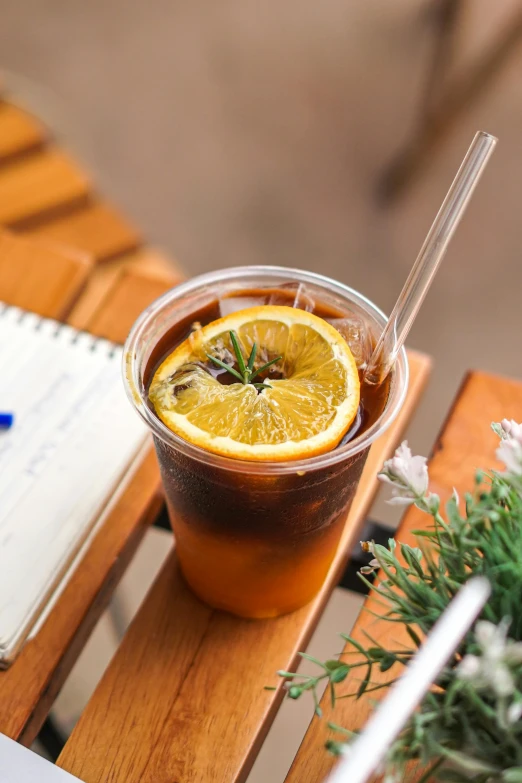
{"left": 206, "top": 330, "right": 282, "bottom": 390}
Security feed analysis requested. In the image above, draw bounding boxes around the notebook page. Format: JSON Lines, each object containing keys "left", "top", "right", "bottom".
{"left": 29, "top": 437, "right": 151, "bottom": 639}
{"left": 0, "top": 303, "right": 148, "bottom": 664}
{"left": 0, "top": 733, "right": 83, "bottom": 781}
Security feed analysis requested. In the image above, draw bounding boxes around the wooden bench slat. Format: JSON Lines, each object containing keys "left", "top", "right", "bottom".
{"left": 0, "top": 230, "right": 91, "bottom": 319}
{"left": 67, "top": 248, "right": 182, "bottom": 332}
{"left": 86, "top": 268, "right": 176, "bottom": 343}
{"left": 57, "top": 351, "right": 431, "bottom": 783}
{"left": 0, "top": 102, "right": 46, "bottom": 163}
{"left": 0, "top": 268, "right": 181, "bottom": 744}
{"left": 25, "top": 201, "right": 141, "bottom": 264}
{"left": 284, "top": 371, "right": 522, "bottom": 783}
{"left": 0, "top": 148, "right": 90, "bottom": 227}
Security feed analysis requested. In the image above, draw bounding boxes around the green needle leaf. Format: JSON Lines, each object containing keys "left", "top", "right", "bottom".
{"left": 249, "top": 355, "right": 283, "bottom": 381}
{"left": 229, "top": 330, "right": 247, "bottom": 376}
{"left": 247, "top": 342, "right": 257, "bottom": 373}
{"left": 299, "top": 652, "right": 328, "bottom": 669}
{"left": 205, "top": 354, "right": 244, "bottom": 383}
{"left": 206, "top": 331, "right": 281, "bottom": 391}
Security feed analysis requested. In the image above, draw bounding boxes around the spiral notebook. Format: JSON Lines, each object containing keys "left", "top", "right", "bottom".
{"left": 0, "top": 302, "right": 148, "bottom": 667}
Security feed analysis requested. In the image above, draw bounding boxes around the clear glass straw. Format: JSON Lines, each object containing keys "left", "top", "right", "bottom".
{"left": 364, "top": 131, "right": 497, "bottom": 386}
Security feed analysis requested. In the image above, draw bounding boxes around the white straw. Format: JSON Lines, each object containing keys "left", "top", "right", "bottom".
{"left": 326, "top": 577, "right": 491, "bottom": 783}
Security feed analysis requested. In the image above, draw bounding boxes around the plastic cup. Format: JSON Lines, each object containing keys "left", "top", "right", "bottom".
{"left": 124, "top": 266, "right": 408, "bottom": 618}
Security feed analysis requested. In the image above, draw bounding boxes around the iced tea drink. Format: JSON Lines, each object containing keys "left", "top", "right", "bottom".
{"left": 124, "top": 267, "right": 408, "bottom": 617}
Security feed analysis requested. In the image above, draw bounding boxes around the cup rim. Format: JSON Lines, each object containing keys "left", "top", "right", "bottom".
{"left": 123, "top": 265, "right": 409, "bottom": 475}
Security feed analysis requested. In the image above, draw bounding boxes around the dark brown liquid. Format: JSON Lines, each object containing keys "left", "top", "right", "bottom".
{"left": 147, "top": 286, "right": 391, "bottom": 618}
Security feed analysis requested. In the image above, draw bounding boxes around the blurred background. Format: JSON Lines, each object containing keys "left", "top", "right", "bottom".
{"left": 2, "top": 0, "right": 521, "bottom": 453}
{"left": 2, "top": 0, "right": 522, "bottom": 778}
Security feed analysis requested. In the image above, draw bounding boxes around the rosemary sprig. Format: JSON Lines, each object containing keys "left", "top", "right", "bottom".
{"left": 206, "top": 330, "right": 282, "bottom": 390}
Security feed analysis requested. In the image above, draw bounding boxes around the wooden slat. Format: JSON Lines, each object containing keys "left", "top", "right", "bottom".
{"left": 0, "top": 148, "right": 90, "bottom": 227}
{"left": 67, "top": 247, "right": 182, "bottom": 331}
{"left": 25, "top": 201, "right": 141, "bottom": 264}
{"left": 0, "top": 230, "right": 91, "bottom": 319}
{"left": 0, "top": 102, "right": 46, "bottom": 163}
{"left": 57, "top": 351, "right": 431, "bottom": 783}
{"left": 0, "top": 268, "right": 182, "bottom": 745}
{"left": 285, "top": 371, "right": 522, "bottom": 783}
{"left": 86, "top": 268, "right": 176, "bottom": 343}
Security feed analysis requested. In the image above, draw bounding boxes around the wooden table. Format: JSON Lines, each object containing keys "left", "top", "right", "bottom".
{"left": 4, "top": 93, "right": 501, "bottom": 783}
{"left": 54, "top": 371, "right": 522, "bottom": 783}
{"left": 0, "top": 98, "right": 432, "bottom": 774}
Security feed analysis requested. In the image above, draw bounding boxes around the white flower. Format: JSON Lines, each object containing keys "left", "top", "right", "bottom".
{"left": 378, "top": 442, "right": 429, "bottom": 505}
{"left": 385, "top": 442, "right": 429, "bottom": 495}
{"left": 494, "top": 419, "right": 522, "bottom": 475}
{"left": 457, "top": 654, "right": 481, "bottom": 679}
{"left": 475, "top": 619, "right": 508, "bottom": 655}
{"left": 457, "top": 619, "right": 522, "bottom": 698}
{"left": 360, "top": 540, "right": 376, "bottom": 556}
{"left": 497, "top": 438, "right": 522, "bottom": 476}
{"left": 360, "top": 542, "right": 380, "bottom": 574}
{"left": 360, "top": 559, "right": 380, "bottom": 576}
{"left": 508, "top": 701, "right": 522, "bottom": 724}
{"left": 489, "top": 663, "right": 516, "bottom": 698}
{"left": 500, "top": 419, "right": 522, "bottom": 441}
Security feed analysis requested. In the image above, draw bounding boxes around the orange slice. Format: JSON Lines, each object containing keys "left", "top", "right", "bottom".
{"left": 149, "top": 305, "right": 360, "bottom": 461}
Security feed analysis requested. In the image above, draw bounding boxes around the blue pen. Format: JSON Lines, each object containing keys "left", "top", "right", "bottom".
{"left": 0, "top": 412, "right": 14, "bottom": 430}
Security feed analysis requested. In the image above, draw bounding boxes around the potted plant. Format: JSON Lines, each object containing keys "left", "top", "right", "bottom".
{"left": 277, "top": 420, "right": 522, "bottom": 783}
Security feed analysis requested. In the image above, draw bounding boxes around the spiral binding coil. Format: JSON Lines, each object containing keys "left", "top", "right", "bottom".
{"left": 0, "top": 300, "right": 120, "bottom": 358}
